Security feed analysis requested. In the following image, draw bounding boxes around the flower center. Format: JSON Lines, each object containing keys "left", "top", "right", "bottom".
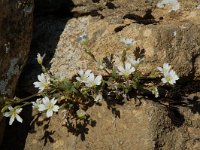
{"left": 90, "top": 81, "right": 96, "bottom": 87}
{"left": 124, "top": 71, "right": 130, "bottom": 77}
{"left": 11, "top": 110, "right": 17, "bottom": 116}
{"left": 166, "top": 75, "right": 172, "bottom": 82}
{"left": 81, "top": 76, "right": 87, "bottom": 82}
{"left": 47, "top": 103, "right": 53, "bottom": 110}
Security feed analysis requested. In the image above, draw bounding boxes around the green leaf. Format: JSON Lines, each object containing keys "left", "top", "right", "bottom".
{"left": 74, "top": 81, "right": 81, "bottom": 89}
{"left": 112, "top": 68, "right": 117, "bottom": 79}
{"left": 70, "top": 86, "right": 78, "bottom": 93}
{"left": 121, "top": 49, "right": 127, "bottom": 63}
{"left": 58, "top": 79, "right": 78, "bottom": 94}
{"left": 124, "top": 88, "right": 129, "bottom": 94}
{"left": 1, "top": 105, "right": 9, "bottom": 113}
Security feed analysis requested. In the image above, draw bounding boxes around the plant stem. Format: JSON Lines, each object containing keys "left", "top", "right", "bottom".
{"left": 14, "top": 92, "right": 42, "bottom": 104}
{"left": 19, "top": 102, "right": 32, "bottom": 107}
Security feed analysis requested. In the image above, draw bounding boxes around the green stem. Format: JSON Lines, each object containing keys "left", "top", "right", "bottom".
{"left": 18, "top": 102, "right": 33, "bottom": 108}
{"left": 14, "top": 92, "right": 42, "bottom": 104}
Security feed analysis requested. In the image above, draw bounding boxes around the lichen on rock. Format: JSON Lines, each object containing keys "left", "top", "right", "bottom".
{"left": 0, "top": 58, "right": 20, "bottom": 95}
{"left": 0, "top": 0, "right": 33, "bottom": 145}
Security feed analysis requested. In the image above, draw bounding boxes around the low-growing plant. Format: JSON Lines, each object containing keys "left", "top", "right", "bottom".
{"left": 1, "top": 35, "right": 179, "bottom": 133}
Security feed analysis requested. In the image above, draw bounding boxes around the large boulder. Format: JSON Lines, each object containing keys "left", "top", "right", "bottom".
{"left": 0, "top": 0, "right": 33, "bottom": 145}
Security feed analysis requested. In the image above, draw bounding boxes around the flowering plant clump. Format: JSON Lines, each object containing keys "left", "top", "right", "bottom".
{"left": 1, "top": 35, "right": 179, "bottom": 135}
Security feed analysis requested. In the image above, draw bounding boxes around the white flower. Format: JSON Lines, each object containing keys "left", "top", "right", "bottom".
{"left": 127, "top": 57, "right": 141, "bottom": 68}
{"left": 96, "top": 60, "right": 106, "bottom": 70}
{"left": 38, "top": 97, "right": 59, "bottom": 118}
{"left": 76, "top": 70, "right": 92, "bottom": 83}
{"left": 120, "top": 37, "right": 136, "bottom": 46}
{"left": 171, "top": 2, "right": 180, "bottom": 11}
{"left": 85, "top": 73, "right": 102, "bottom": 87}
{"left": 94, "top": 93, "right": 103, "bottom": 103}
{"left": 33, "top": 73, "right": 50, "bottom": 92}
{"left": 117, "top": 62, "right": 135, "bottom": 77}
{"left": 157, "top": 63, "right": 171, "bottom": 75}
{"left": 76, "top": 109, "right": 87, "bottom": 119}
{"left": 32, "top": 98, "right": 42, "bottom": 110}
{"left": 173, "top": 31, "right": 177, "bottom": 36}
{"left": 157, "top": 0, "right": 180, "bottom": 12}
{"left": 161, "top": 70, "right": 179, "bottom": 85}
{"left": 3, "top": 106, "right": 23, "bottom": 125}
{"left": 37, "top": 53, "right": 45, "bottom": 65}
{"left": 152, "top": 87, "right": 159, "bottom": 98}
{"left": 158, "top": 63, "right": 179, "bottom": 85}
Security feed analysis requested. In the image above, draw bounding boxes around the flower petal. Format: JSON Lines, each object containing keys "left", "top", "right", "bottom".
{"left": 78, "top": 70, "right": 84, "bottom": 76}
{"left": 85, "top": 82, "right": 91, "bottom": 88}
{"left": 16, "top": 114, "right": 23, "bottom": 123}
{"left": 9, "top": 115, "right": 15, "bottom": 125}
{"left": 33, "top": 81, "right": 41, "bottom": 88}
{"left": 161, "top": 78, "right": 167, "bottom": 84}
{"left": 8, "top": 106, "right": 13, "bottom": 111}
{"left": 169, "top": 80, "right": 174, "bottom": 85}
{"left": 46, "top": 110, "right": 53, "bottom": 118}
{"left": 76, "top": 77, "right": 81, "bottom": 82}
{"left": 3, "top": 112, "right": 10, "bottom": 117}
{"left": 125, "top": 62, "right": 131, "bottom": 70}
{"left": 51, "top": 98, "right": 57, "bottom": 105}
{"left": 85, "top": 70, "right": 92, "bottom": 76}
{"left": 38, "top": 104, "right": 46, "bottom": 111}
{"left": 38, "top": 73, "right": 44, "bottom": 82}
{"left": 16, "top": 108, "right": 22, "bottom": 114}
{"left": 43, "top": 96, "right": 49, "bottom": 105}
{"left": 157, "top": 67, "right": 163, "bottom": 72}
{"left": 129, "top": 67, "right": 135, "bottom": 74}
{"left": 163, "top": 63, "right": 171, "bottom": 70}
{"left": 52, "top": 105, "right": 59, "bottom": 112}
{"left": 95, "top": 75, "right": 102, "bottom": 85}
{"left": 86, "top": 75, "right": 93, "bottom": 85}
{"left": 118, "top": 65, "right": 125, "bottom": 73}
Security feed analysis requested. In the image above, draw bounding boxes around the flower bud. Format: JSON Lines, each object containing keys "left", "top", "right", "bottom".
{"left": 37, "top": 53, "right": 45, "bottom": 65}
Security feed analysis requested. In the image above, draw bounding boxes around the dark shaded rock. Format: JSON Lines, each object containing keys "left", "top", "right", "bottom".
{"left": 34, "top": 0, "right": 74, "bottom": 17}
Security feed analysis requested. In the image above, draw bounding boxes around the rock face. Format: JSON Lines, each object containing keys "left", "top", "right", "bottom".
{"left": 15, "top": 0, "right": 200, "bottom": 149}
{"left": 50, "top": 16, "right": 200, "bottom": 81}
{"left": 25, "top": 100, "right": 172, "bottom": 150}
{"left": 0, "top": 0, "right": 33, "bottom": 145}
{"left": 24, "top": 96, "right": 200, "bottom": 150}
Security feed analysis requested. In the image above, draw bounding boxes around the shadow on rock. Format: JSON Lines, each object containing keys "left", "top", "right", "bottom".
{"left": 0, "top": 101, "right": 33, "bottom": 150}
